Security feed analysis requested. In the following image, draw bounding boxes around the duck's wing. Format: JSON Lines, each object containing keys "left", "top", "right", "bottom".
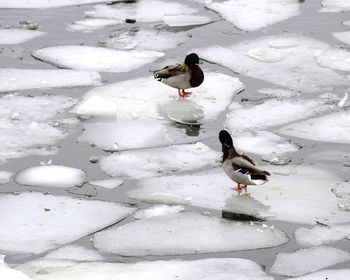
{"left": 154, "top": 64, "right": 187, "bottom": 79}
{"left": 230, "top": 156, "right": 270, "bottom": 175}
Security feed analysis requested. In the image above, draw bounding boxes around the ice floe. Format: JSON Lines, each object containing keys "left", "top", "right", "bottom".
{"left": 17, "top": 258, "right": 273, "bottom": 280}
{"left": 89, "top": 178, "right": 124, "bottom": 189}
{"left": 0, "top": 0, "right": 123, "bottom": 9}
{"left": 0, "top": 255, "right": 32, "bottom": 280}
{"left": 196, "top": 36, "right": 348, "bottom": 92}
{"left": 0, "top": 171, "right": 12, "bottom": 184}
{"left": 67, "top": 18, "right": 121, "bottom": 33}
{"left": 99, "top": 142, "right": 220, "bottom": 179}
{"left": 103, "top": 28, "right": 189, "bottom": 51}
{"left": 94, "top": 212, "right": 288, "bottom": 256}
{"left": 333, "top": 31, "right": 350, "bottom": 45}
{"left": 0, "top": 29, "right": 45, "bottom": 44}
{"left": 0, "top": 69, "right": 101, "bottom": 92}
{"left": 134, "top": 205, "right": 185, "bottom": 219}
{"left": 316, "top": 48, "right": 350, "bottom": 72}
{"left": 15, "top": 165, "right": 86, "bottom": 188}
{"left": 295, "top": 224, "right": 350, "bottom": 247}
{"left": 32, "top": 46, "right": 164, "bottom": 73}
{"left": 278, "top": 110, "right": 350, "bottom": 144}
{"left": 270, "top": 246, "right": 350, "bottom": 277}
{"left": 207, "top": 0, "right": 300, "bottom": 31}
{"left": 289, "top": 269, "right": 350, "bottom": 279}
{"left": 86, "top": 1, "right": 211, "bottom": 27}
{"left": 44, "top": 245, "right": 104, "bottom": 261}
{"left": 74, "top": 73, "right": 243, "bottom": 121}
{"left": 321, "top": 0, "right": 350, "bottom": 12}
{"left": 130, "top": 165, "right": 350, "bottom": 224}
{"left": 258, "top": 88, "right": 300, "bottom": 98}
{"left": 0, "top": 192, "right": 136, "bottom": 255}
{"left": 0, "top": 94, "right": 77, "bottom": 164}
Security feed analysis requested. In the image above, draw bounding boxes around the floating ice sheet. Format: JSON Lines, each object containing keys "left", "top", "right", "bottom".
{"left": 32, "top": 46, "right": 164, "bottom": 73}
{"left": 207, "top": 0, "right": 300, "bottom": 31}
{"left": 333, "top": 31, "right": 350, "bottom": 45}
{"left": 134, "top": 205, "right": 185, "bottom": 219}
{"left": 196, "top": 36, "right": 348, "bottom": 92}
{"left": 74, "top": 73, "right": 243, "bottom": 121}
{"left": 89, "top": 178, "right": 124, "bottom": 189}
{"left": 130, "top": 166, "right": 350, "bottom": 224}
{"left": 44, "top": 245, "right": 104, "bottom": 261}
{"left": 162, "top": 14, "right": 212, "bottom": 27}
{"left": 0, "top": 29, "right": 45, "bottom": 44}
{"left": 0, "top": 171, "right": 12, "bottom": 184}
{"left": 78, "top": 119, "right": 212, "bottom": 151}
{"left": 0, "top": 192, "right": 136, "bottom": 255}
{"left": 99, "top": 142, "right": 220, "bottom": 179}
{"left": 0, "top": 94, "right": 77, "bottom": 164}
{"left": 258, "top": 88, "right": 300, "bottom": 98}
{"left": 67, "top": 19, "right": 121, "bottom": 33}
{"left": 0, "top": 255, "right": 32, "bottom": 280}
{"left": 17, "top": 258, "right": 273, "bottom": 280}
{"left": 15, "top": 165, "right": 86, "bottom": 188}
{"left": 270, "top": 246, "right": 350, "bottom": 277}
{"left": 316, "top": 48, "right": 350, "bottom": 72}
{"left": 94, "top": 212, "right": 288, "bottom": 256}
{"left": 0, "top": 0, "right": 124, "bottom": 9}
{"left": 0, "top": 69, "right": 101, "bottom": 92}
{"left": 104, "top": 29, "right": 189, "bottom": 51}
{"left": 294, "top": 224, "right": 350, "bottom": 247}
{"left": 321, "top": 0, "right": 350, "bottom": 12}
{"left": 289, "top": 269, "right": 350, "bottom": 279}
{"left": 278, "top": 110, "right": 350, "bottom": 144}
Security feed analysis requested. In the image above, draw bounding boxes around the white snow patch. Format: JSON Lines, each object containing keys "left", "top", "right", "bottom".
{"left": 44, "top": 245, "right": 104, "bottom": 261}
{"left": 104, "top": 29, "right": 189, "bottom": 51}
{"left": 32, "top": 45, "right": 164, "bottom": 73}
{"left": 333, "top": 31, "right": 350, "bottom": 45}
{"left": 207, "top": 0, "right": 300, "bottom": 31}
{"left": 195, "top": 36, "right": 348, "bottom": 92}
{"left": 0, "top": 29, "right": 45, "bottom": 44}
{"left": 294, "top": 224, "right": 350, "bottom": 247}
{"left": 278, "top": 110, "right": 350, "bottom": 144}
{"left": 258, "top": 88, "right": 300, "bottom": 98}
{"left": 0, "top": 192, "right": 136, "bottom": 255}
{"left": 67, "top": 18, "right": 121, "bottom": 33}
{"left": 0, "top": 0, "right": 124, "bottom": 9}
{"left": 343, "top": 20, "right": 350, "bottom": 26}
{"left": 270, "top": 246, "right": 350, "bottom": 277}
{"left": 17, "top": 258, "right": 273, "bottom": 280}
{"left": 0, "top": 69, "right": 101, "bottom": 92}
{"left": 0, "top": 171, "right": 12, "bottom": 184}
{"left": 0, "top": 255, "right": 32, "bottom": 280}
{"left": 134, "top": 205, "right": 185, "bottom": 219}
{"left": 94, "top": 212, "right": 288, "bottom": 256}
{"left": 15, "top": 165, "right": 86, "bottom": 188}
{"left": 99, "top": 142, "right": 220, "bottom": 179}
{"left": 289, "top": 269, "right": 350, "bottom": 279}
{"left": 316, "top": 48, "right": 350, "bottom": 72}
{"left": 89, "top": 178, "right": 123, "bottom": 189}
{"left": 321, "top": 0, "right": 350, "bottom": 12}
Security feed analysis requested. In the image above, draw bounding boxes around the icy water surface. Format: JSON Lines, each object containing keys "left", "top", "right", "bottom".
{"left": 0, "top": 0, "right": 350, "bottom": 279}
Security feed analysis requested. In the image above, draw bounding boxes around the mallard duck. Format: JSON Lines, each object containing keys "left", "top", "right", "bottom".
{"left": 219, "top": 130, "right": 270, "bottom": 194}
{"left": 153, "top": 53, "right": 204, "bottom": 98}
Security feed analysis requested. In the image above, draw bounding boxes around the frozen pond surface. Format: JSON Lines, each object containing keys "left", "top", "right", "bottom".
{"left": 0, "top": 0, "right": 349, "bottom": 279}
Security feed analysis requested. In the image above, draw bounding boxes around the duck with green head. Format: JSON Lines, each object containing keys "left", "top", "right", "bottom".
{"left": 153, "top": 53, "right": 204, "bottom": 98}
{"left": 219, "top": 130, "right": 271, "bottom": 195}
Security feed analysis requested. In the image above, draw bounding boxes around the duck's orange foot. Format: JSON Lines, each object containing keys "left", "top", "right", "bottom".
{"left": 231, "top": 183, "right": 247, "bottom": 191}
{"left": 179, "top": 89, "right": 192, "bottom": 98}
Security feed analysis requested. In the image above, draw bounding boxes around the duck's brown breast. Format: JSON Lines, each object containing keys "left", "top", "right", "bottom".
{"left": 189, "top": 65, "right": 204, "bottom": 87}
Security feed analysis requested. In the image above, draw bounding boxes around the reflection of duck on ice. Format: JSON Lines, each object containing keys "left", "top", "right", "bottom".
{"left": 219, "top": 130, "right": 270, "bottom": 195}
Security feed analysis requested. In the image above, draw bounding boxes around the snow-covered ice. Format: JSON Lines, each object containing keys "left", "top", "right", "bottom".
{"left": 32, "top": 46, "right": 164, "bottom": 73}
{"left": 162, "top": 14, "right": 212, "bottom": 27}
{"left": 316, "top": 48, "right": 350, "bottom": 72}
{"left": 258, "top": 88, "right": 300, "bottom": 98}
{"left": 333, "top": 31, "right": 350, "bottom": 45}
{"left": 104, "top": 29, "right": 189, "bottom": 51}
{"left": 15, "top": 165, "right": 86, "bottom": 188}
{"left": 321, "top": 0, "right": 350, "bottom": 12}
{"left": 130, "top": 166, "right": 350, "bottom": 224}
{"left": 94, "top": 212, "right": 288, "bottom": 256}
{"left": 207, "top": 0, "right": 300, "bottom": 31}
{"left": 44, "top": 245, "right": 104, "bottom": 261}
{"left": 99, "top": 142, "right": 220, "bottom": 179}
{"left": 270, "top": 246, "right": 350, "bottom": 277}
{"left": 67, "top": 19, "right": 121, "bottom": 33}
{"left": 16, "top": 258, "right": 274, "bottom": 280}
{"left": 289, "top": 269, "right": 350, "bottom": 279}
{"left": 0, "top": 255, "right": 32, "bottom": 280}
{"left": 134, "top": 205, "right": 185, "bottom": 219}
{"left": 0, "top": 69, "right": 101, "bottom": 92}
{"left": 0, "top": 192, "right": 136, "bottom": 255}
{"left": 0, "top": 0, "right": 124, "bottom": 9}
{"left": 295, "top": 224, "right": 350, "bottom": 247}
{"left": 0, "top": 171, "right": 12, "bottom": 184}
{"left": 278, "top": 110, "right": 350, "bottom": 144}
{"left": 89, "top": 178, "right": 124, "bottom": 189}
{"left": 195, "top": 36, "right": 348, "bottom": 92}
{"left": 0, "top": 29, "right": 45, "bottom": 44}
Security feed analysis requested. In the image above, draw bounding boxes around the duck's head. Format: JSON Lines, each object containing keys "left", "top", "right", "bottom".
{"left": 184, "top": 53, "right": 200, "bottom": 66}
{"left": 219, "top": 130, "right": 233, "bottom": 147}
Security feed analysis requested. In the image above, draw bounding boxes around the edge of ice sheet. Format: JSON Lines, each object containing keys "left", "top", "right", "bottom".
{"left": 0, "top": 29, "right": 45, "bottom": 44}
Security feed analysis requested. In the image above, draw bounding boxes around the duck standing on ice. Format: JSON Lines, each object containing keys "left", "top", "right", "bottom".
{"left": 153, "top": 53, "right": 204, "bottom": 98}
{"left": 219, "top": 130, "right": 270, "bottom": 195}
